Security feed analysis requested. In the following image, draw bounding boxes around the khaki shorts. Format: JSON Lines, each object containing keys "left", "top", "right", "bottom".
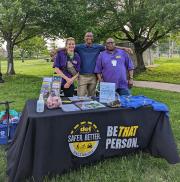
{"left": 77, "top": 74, "right": 97, "bottom": 96}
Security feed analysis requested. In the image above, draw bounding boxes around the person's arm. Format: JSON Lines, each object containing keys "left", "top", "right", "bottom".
{"left": 124, "top": 52, "right": 134, "bottom": 88}
{"left": 74, "top": 44, "right": 82, "bottom": 53}
{"left": 128, "top": 70, "right": 134, "bottom": 88}
{"left": 72, "top": 72, "right": 79, "bottom": 81}
{"left": 94, "top": 53, "right": 103, "bottom": 82}
{"left": 97, "top": 73, "right": 103, "bottom": 82}
{"left": 99, "top": 45, "right": 105, "bottom": 52}
{"left": 55, "top": 67, "right": 73, "bottom": 85}
{"left": 128, "top": 70, "right": 134, "bottom": 79}
{"left": 64, "top": 73, "right": 79, "bottom": 89}
{"left": 116, "top": 46, "right": 133, "bottom": 54}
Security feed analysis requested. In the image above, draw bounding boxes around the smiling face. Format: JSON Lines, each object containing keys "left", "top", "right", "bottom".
{"left": 66, "top": 38, "right": 75, "bottom": 52}
{"left": 106, "top": 38, "right": 116, "bottom": 51}
{"left": 84, "top": 32, "right": 94, "bottom": 45}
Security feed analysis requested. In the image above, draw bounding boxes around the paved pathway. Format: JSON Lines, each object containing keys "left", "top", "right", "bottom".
{"left": 1, "top": 79, "right": 180, "bottom": 92}
{"left": 133, "top": 81, "right": 180, "bottom": 93}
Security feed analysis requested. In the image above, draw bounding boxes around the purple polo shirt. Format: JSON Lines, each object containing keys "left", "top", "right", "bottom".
{"left": 54, "top": 50, "right": 81, "bottom": 86}
{"left": 94, "top": 48, "right": 134, "bottom": 89}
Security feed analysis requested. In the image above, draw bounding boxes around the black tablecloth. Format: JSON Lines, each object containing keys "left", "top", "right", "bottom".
{"left": 7, "top": 100, "right": 180, "bottom": 182}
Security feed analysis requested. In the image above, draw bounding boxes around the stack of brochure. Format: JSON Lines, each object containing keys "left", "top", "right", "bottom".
{"left": 61, "top": 104, "right": 80, "bottom": 112}
{"left": 40, "top": 77, "right": 52, "bottom": 99}
{"left": 40, "top": 75, "right": 62, "bottom": 99}
{"left": 75, "top": 101, "right": 105, "bottom": 111}
{"left": 68, "top": 96, "right": 92, "bottom": 102}
{"left": 51, "top": 75, "right": 62, "bottom": 96}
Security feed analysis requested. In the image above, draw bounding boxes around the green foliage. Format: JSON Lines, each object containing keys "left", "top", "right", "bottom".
{"left": 89, "top": 0, "right": 180, "bottom": 47}
{"left": 0, "top": 0, "right": 100, "bottom": 74}
{"left": 0, "top": 0, "right": 43, "bottom": 42}
{"left": 0, "top": 0, "right": 59, "bottom": 74}
{"left": 171, "top": 32, "right": 180, "bottom": 46}
{"left": 41, "top": 0, "right": 93, "bottom": 43}
{"left": 17, "top": 36, "right": 48, "bottom": 58}
{"left": 157, "top": 32, "right": 180, "bottom": 54}
{"left": 87, "top": 0, "right": 180, "bottom": 69}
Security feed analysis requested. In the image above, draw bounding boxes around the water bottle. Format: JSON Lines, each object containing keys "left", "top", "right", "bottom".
{"left": 36, "top": 94, "right": 44, "bottom": 113}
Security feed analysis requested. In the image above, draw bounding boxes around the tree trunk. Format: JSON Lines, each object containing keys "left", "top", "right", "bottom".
{"left": 6, "top": 39, "right": 15, "bottom": 75}
{"left": 21, "top": 51, "right": 24, "bottom": 62}
{"left": 0, "top": 63, "right": 4, "bottom": 83}
{"left": 134, "top": 44, "right": 146, "bottom": 71}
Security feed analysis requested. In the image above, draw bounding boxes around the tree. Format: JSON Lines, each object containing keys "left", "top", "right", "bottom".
{"left": 0, "top": 37, "right": 4, "bottom": 82}
{"left": 0, "top": 0, "right": 50, "bottom": 74}
{"left": 0, "top": 59, "right": 4, "bottom": 83}
{"left": 41, "top": 0, "right": 92, "bottom": 43}
{"left": 0, "top": 0, "right": 95, "bottom": 75}
{"left": 88, "top": 0, "right": 180, "bottom": 70}
{"left": 17, "top": 36, "right": 47, "bottom": 60}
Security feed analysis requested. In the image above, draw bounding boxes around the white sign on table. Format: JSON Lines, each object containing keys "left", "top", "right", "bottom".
{"left": 99, "top": 82, "right": 116, "bottom": 103}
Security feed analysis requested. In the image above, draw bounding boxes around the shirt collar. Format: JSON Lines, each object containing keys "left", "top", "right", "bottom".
{"left": 84, "top": 43, "right": 94, "bottom": 48}
{"left": 106, "top": 48, "right": 118, "bottom": 54}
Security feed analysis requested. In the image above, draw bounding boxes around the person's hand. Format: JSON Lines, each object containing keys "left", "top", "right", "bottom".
{"left": 128, "top": 79, "right": 133, "bottom": 88}
{"left": 64, "top": 83, "right": 70, "bottom": 88}
{"left": 66, "top": 77, "right": 73, "bottom": 85}
{"left": 124, "top": 48, "right": 133, "bottom": 55}
{"left": 96, "top": 76, "right": 103, "bottom": 82}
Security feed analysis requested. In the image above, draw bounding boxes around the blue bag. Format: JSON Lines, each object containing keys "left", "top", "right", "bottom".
{"left": 0, "top": 110, "right": 21, "bottom": 144}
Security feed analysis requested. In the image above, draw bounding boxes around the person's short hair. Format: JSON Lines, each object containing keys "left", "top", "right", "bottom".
{"left": 65, "top": 37, "right": 75, "bottom": 46}
{"left": 84, "top": 32, "right": 93, "bottom": 37}
{"left": 106, "top": 38, "right": 115, "bottom": 44}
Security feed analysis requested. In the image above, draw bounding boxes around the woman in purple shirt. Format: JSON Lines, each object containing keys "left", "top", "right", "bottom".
{"left": 54, "top": 37, "right": 81, "bottom": 97}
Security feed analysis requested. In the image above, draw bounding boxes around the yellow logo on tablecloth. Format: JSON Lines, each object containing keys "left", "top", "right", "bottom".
{"left": 68, "top": 121, "right": 100, "bottom": 157}
{"left": 106, "top": 125, "right": 139, "bottom": 149}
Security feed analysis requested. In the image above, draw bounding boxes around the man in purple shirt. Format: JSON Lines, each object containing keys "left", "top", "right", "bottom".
{"left": 94, "top": 38, "right": 134, "bottom": 95}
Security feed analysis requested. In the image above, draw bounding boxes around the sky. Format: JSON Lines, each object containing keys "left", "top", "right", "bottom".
{"left": 1, "top": 38, "right": 66, "bottom": 51}
{"left": 45, "top": 38, "right": 65, "bottom": 50}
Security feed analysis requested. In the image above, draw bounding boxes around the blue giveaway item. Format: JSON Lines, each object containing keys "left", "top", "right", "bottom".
{"left": 119, "top": 95, "right": 169, "bottom": 116}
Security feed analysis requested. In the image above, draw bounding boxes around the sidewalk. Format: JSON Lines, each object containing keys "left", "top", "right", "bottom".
{"left": 133, "top": 81, "right": 180, "bottom": 93}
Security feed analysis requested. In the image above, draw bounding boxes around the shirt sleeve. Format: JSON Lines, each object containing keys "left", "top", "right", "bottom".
{"left": 94, "top": 53, "right": 103, "bottom": 73}
{"left": 124, "top": 52, "right": 134, "bottom": 70}
{"left": 54, "top": 52, "right": 63, "bottom": 69}
{"left": 99, "top": 44, "right": 105, "bottom": 52}
{"left": 75, "top": 44, "right": 81, "bottom": 53}
{"left": 76, "top": 53, "right": 81, "bottom": 72}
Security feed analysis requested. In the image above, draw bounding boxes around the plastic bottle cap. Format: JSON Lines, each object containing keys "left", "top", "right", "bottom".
{"left": 39, "top": 94, "right": 44, "bottom": 100}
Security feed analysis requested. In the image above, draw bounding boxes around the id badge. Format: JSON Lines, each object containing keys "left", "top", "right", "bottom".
{"left": 111, "top": 60, "right": 117, "bottom": 67}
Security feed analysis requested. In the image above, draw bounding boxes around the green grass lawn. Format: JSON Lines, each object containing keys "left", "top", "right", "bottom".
{"left": 134, "top": 57, "right": 180, "bottom": 84}
{"left": 0, "top": 59, "right": 53, "bottom": 111}
{"left": 0, "top": 59, "right": 180, "bottom": 182}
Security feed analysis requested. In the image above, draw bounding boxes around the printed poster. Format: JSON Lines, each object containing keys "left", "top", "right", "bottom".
{"left": 100, "top": 82, "right": 116, "bottom": 103}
